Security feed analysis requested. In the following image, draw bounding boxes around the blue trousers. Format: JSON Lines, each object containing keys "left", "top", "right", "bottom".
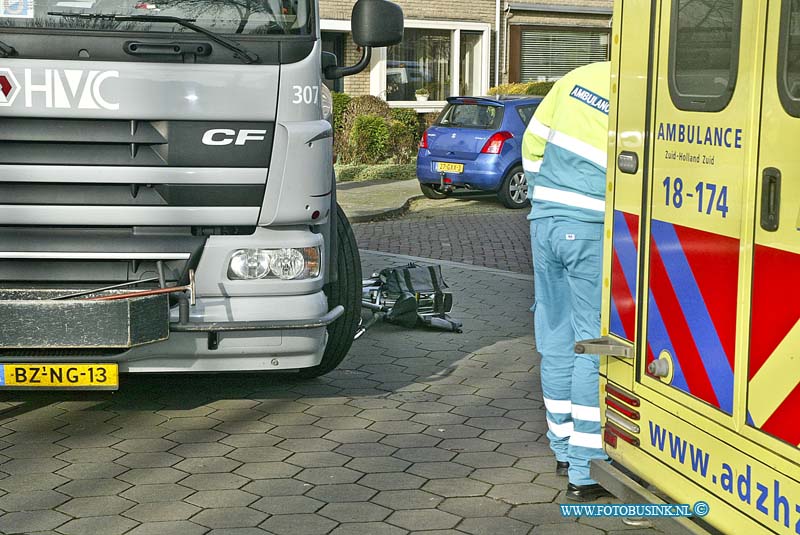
{"left": 531, "top": 216, "right": 608, "bottom": 486}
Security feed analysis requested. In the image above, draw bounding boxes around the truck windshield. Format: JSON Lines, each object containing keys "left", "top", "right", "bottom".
{"left": 0, "top": 0, "right": 311, "bottom": 35}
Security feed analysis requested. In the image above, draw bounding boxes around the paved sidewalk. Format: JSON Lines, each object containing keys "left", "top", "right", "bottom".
{"left": 354, "top": 197, "right": 532, "bottom": 274}
{"left": 338, "top": 179, "right": 423, "bottom": 222}
{"left": 0, "top": 251, "right": 662, "bottom": 535}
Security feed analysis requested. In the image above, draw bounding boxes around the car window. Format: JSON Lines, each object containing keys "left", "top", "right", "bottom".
{"left": 437, "top": 104, "right": 504, "bottom": 129}
{"left": 516, "top": 105, "right": 538, "bottom": 126}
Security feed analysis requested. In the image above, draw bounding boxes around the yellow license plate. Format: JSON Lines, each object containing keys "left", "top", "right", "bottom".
{"left": 0, "top": 364, "right": 119, "bottom": 390}
{"left": 436, "top": 162, "right": 464, "bottom": 173}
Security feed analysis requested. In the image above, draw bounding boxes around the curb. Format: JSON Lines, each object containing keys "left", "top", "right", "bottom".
{"left": 346, "top": 194, "right": 424, "bottom": 223}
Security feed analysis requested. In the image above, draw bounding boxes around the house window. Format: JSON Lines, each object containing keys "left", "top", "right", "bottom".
{"left": 387, "top": 28, "right": 451, "bottom": 101}
{"left": 460, "top": 31, "right": 483, "bottom": 96}
{"left": 512, "top": 27, "right": 609, "bottom": 82}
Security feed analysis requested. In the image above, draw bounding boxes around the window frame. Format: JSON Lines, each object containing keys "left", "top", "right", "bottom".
{"left": 320, "top": 18, "right": 490, "bottom": 109}
{"left": 376, "top": 20, "right": 491, "bottom": 108}
{"left": 667, "top": 0, "right": 744, "bottom": 112}
{"left": 777, "top": 0, "right": 800, "bottom": 117}
{"left": 385, "top": 27, "right": 453, "bottom": 102}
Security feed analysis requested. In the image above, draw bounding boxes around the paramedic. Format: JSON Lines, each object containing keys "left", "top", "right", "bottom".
{"left": 521, "top": 61, "right": 611, "bottom": 502}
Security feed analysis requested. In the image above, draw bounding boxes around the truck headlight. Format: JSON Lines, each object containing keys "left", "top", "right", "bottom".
{"left": 228, "top": 249, "right": 271, "bottom": 280}
{"left": 227, "top": 247, "right": 320, "bottom": 280}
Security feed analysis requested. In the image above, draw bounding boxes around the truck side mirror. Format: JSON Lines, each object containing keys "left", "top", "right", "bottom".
{"left": 352, "top": 0, "right": 404, "bottom": 48}
{"left": 322, "top": 51, "right": 338, "bottom": 79}
{"left": 324, "top": 0, "right": 404, "bottom": 79}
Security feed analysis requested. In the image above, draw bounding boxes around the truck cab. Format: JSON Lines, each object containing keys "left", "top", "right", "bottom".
{"left": 593, "top": 0, "right": 800, "bottom": 533}
{"left": 0, "top": 0, "right": 403, "bottom": 386}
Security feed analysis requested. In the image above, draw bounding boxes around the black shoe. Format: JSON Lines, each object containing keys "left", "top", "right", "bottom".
{"left": 566, "top": 483, "right": 612, "bottom": 502}
{"left": 556, "top": 461, "right": 569, "bottom": 477}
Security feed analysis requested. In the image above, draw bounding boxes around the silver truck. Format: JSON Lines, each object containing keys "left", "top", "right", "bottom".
{"left": 0, "top": 0, "right": 403, "bottom": 388}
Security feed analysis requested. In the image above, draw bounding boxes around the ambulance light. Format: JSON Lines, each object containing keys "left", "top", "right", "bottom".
{"left": 606, "top": 409, "right": 640, "bottom": 434}
{"left": 604, "top": 428, "right": 618, "bottom": 448}
{"left": 606, "top": 397, "right": 640, "bottom": 420}
{"left": 605, "top": 383, "right": 640, "bottom": 407}
{"left": 605, "top": 421, "right": 640, "bottom": 447}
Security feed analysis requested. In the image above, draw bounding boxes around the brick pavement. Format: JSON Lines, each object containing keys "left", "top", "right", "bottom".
{"left": 0, "top": 251, "right": 662, "bottom": 535}
{"left": 353, "top": 196, "right": 533, "bottom": 275}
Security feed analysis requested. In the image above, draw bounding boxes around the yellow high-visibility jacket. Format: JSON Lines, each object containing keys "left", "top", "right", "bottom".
{"left": 522, "top": 61, "right": 611, "bottom": 223}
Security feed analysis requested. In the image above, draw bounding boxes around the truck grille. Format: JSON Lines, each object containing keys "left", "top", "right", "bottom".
{"left": 0, "top": 118, "right": 168, "bottom": 166}
{"left": 0, "top": 227, "right": 207, "bottom": 285}
{"left": 0, "top": 118, "right": 274, "bottom": 168}
{"left": 0, "top": 118, "right": 273, "bottom": 225}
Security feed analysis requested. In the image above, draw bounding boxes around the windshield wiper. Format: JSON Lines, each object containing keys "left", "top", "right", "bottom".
{"left": 47, "top": 12, "right": 259, "bottom": 64}
{"left": 0, "top": 40, "right": 17, "bottom": 58}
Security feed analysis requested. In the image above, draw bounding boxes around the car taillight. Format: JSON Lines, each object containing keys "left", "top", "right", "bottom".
{"left": 481, "top": 131, "right": 513, "bottom": 154}
{"left": 419, "top": 130, "right": 429, "bottom": 149}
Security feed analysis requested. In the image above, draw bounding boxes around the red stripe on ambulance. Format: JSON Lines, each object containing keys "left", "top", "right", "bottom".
{"left": 760, "top": 382, "right": 800, "bottom": 447}
{"left": 674, "top": 225, "right": 739, "bottom": 370}
{"left": 649, "top": 235, "right": 720, "bottom": 408}
{"left": 611, "top": 250, "right": 636, "bottom": 340}
{"left": 749, "top": 245, "right": 800, "bottom": 380}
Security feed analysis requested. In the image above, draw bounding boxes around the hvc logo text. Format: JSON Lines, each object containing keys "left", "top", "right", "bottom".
{"left": 23, "top": 69, "right": 119, "bottom": 111}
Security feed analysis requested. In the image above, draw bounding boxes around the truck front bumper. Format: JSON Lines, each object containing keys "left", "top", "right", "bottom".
{"left": 0, "top": 292, "right": 341, "bottom": 373}
{"left": 119, "top": 291, "right": 337, "bottom": 373}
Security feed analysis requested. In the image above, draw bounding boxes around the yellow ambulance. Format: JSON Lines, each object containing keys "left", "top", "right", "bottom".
{"left": 585, "top": 0, "right": 800, "bottom": 533}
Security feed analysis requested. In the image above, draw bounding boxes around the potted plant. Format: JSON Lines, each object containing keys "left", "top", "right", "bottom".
{"left": 415, "top": 88, "right": 429, "bottom": 102}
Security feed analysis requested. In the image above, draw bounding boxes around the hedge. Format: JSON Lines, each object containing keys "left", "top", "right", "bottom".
{"left": 334, "top": 94, "right": 420, "bottom": 166}
{"left": 488, "top": 81, "right": 555, "bottom": 96}
{"left": 335, "top": 163, "right": 416, "bottom": 183}
{"left": 331, "top": 92, "right": 351, "bottom": 132}
{"left": 389, "top": 108, "right": 420, "bottom": 135}
{"left": 349, "top": 114, "right": 390, "bottom": 165}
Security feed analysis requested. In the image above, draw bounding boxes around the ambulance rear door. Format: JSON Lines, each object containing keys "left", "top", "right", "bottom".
{"left": 639, "top": 0, "right": 758, "bottom": 425}
{"left": 743, "top": 0, "right": 800, "bottom": 461}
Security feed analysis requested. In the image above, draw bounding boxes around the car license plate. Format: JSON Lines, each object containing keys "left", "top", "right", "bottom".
{"left": 436, "top": 162, "right": 464, "bottom": 173}
{"left": 0, "top": 364, "right": 119, "bottom": 390}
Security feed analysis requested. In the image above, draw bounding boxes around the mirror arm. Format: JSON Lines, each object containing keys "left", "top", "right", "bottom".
{"left": 324, "top": 46, "right": 372, "bottom": 79}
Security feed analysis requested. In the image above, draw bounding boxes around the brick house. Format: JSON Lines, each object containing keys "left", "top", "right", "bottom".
{"left": 321, "top": 0, "right": 612, "bottom": 111}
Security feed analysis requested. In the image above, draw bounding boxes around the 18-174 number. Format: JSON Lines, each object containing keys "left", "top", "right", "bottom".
{"left": 662, "top": 176, "right": 729, "bottom": 218}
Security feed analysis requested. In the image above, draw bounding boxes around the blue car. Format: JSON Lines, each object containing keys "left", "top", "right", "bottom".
{"left": 417, "top": 95, "right": 542, "bottom": 209}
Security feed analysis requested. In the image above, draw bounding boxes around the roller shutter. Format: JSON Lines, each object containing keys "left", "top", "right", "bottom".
{"left": 519, "top": 29, "right": 609, "bottom": 81}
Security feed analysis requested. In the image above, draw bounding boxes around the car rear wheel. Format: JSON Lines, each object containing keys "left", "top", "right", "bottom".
{"left": 297, "top": 204, "right": 362, "bottom": 378}
{"left": 498, "top": 166, "right": 530, "bottom": 209}
{"left": 420, "top": 183, "right": 449, "bottom": 199}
